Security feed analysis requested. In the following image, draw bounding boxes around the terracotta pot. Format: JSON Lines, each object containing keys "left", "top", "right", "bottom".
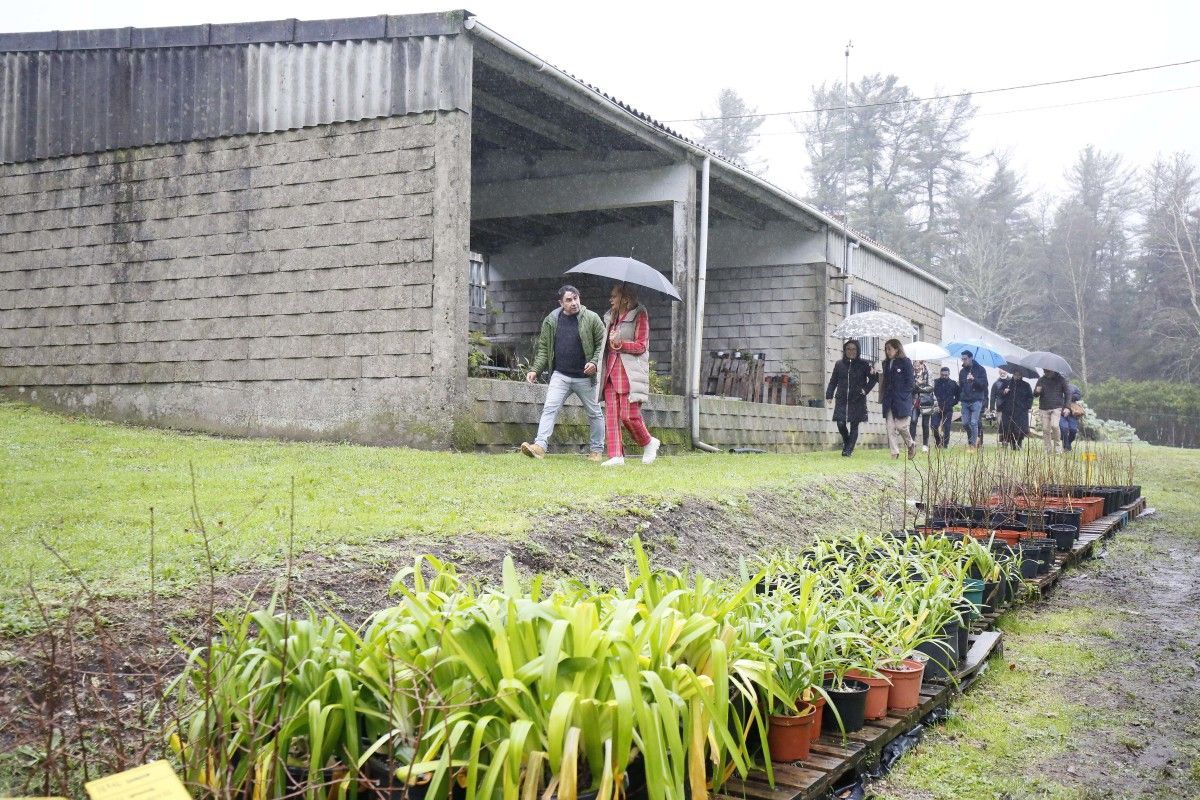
{"left": 767, "top": 702, "right": 817, "bottom": 762}
{"left": 807, "top": 695, "right": 827, "bottom": 734}
{"left": 879, "top": 658, "right": 926, "bottom": 712}
{"left": 846, "top": 670, "right": 891, "bottom": 720}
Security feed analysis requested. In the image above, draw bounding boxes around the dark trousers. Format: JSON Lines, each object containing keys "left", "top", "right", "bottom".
{"left": 931, "top": 410, "right": 953, "bottom": 447}
{"left": 909, "top": 411, "right": 931, "bottom": 445}
{"left": 837, "top": 421, "right": 861, "bottom": 454}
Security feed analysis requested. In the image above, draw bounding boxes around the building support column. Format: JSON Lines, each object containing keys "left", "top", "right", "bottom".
{"left": 669, "top": 169, "right": 698, "bottom": 397}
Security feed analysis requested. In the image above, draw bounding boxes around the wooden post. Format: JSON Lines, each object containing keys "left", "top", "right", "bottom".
{"left": 669, "top": 169, "right": 697, "bottom": 398}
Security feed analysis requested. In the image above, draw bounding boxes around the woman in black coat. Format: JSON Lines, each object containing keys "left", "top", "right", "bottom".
{"left": 825, "top": 340, "right": 878, "bottom": 457}
{"left": 880, "top": 338, "right": 917, "bottom": 459}
{"left": 994, "top": 373, "right": 1033, "bottom": 450}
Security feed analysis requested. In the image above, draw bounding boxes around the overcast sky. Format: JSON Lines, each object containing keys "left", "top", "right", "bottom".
{"left": 7, "top": 1, "right": 1199, "bottom": 199}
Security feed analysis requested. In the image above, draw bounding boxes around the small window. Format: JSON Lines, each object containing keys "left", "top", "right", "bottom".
{"left": 849, "top": 293, "right": 879, "bottom": 362}
{"left": 912, "top": 322, "right": 924, "bottom": 342}
{"left": 469, "top": 252, "right": 489, "bottom": 310}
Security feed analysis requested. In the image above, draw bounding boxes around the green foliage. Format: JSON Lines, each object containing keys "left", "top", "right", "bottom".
{"left": 1087, "top": 379, "right": 1199, "bottom": 446}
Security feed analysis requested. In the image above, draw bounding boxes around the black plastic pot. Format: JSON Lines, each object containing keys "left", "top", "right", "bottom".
{"left": 1029, "top": 539, "right": 1056, "bottom": 574}
{"left": 1018, "top": 510, "right": 1047, "bottom": 533}
{"left": 823, "top": 679, "right": 870, "bottom": 734}
{"left": 982, "top": 580, "right": 1000, "bottom": 615}
{"left": 916, "top": 637, "right": 957, "bottom": 682}
{"left": 1046, "top": 508, "right": 1083, "bottom": 534}
{"left": 1047, "top": 524, "right": 1078, "bottom": 552}
{"left": 1019, "top": 554, "right": 1039, "bottom": 579}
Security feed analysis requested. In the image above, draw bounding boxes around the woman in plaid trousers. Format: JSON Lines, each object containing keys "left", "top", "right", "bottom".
{"left": 597, "top": 283, "right": 661, "bottom": 467}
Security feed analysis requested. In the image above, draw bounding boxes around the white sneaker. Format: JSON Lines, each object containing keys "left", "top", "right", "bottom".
{"left": 642, "top": 437, "right": 661, "bottom": 464}
{"left": 601, "top": 456, "right": 625, "bottom": 467}
{"left": 922, "top": 445, "right": 929, "bottom": 453}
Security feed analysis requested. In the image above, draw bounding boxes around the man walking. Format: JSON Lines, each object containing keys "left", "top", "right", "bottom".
{"left": 520, "top": 285, "right": 606, "bottom": 460}
{"left": 931, "top": 366, "right": 959, "bottom": 448}
{"left": 958, "top": 351, "right": 988, "bottom": 451}
{"left": 1034, "top": 368, "right": 1071, "bottom": 454}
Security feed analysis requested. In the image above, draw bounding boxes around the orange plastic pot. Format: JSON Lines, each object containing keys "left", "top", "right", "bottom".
{"left": 807, "top": 695, "right": 827, "bottom": 736}
{"left": 767, "top": 702, "right": 817, "bottom": 762}
{"left": 847, "top": 670, "right": 891, "bottom": 720}
{"left": 879, "top": 658, "right": 926, "bottom": 712}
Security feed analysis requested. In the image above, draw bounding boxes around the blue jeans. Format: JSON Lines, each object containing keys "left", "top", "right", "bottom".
{"left": 961, "top": 400, "right": 984, "bottom": 446}
{"left": 535, "top": 371, "right": 604, "bottom": 453}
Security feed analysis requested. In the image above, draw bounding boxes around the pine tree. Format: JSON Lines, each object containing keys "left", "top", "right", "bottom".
{"left": 695, "top": 88, "right": 766, "bottom": 172}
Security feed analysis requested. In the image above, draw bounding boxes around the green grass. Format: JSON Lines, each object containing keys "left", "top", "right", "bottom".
{"left": 0, "top": 401, "right": 897, "bottom": 603}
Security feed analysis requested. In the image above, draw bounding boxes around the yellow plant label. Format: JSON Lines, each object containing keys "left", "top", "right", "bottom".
{"left": 84, "top": 760, "right": 190, "bottom": 800}
{"left": 1081, "top": 452, "right": 1097, "bottom": 462}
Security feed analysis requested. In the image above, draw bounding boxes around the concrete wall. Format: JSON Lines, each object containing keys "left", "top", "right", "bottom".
{"left": 1, "top": 112, "right": 472, "bottom": 445}
{"left": 467, "top": 377, "right": 887, "bottom": 453}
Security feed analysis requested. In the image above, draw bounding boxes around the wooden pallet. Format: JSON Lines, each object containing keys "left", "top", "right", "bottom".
{"left": 715, "top": 631, "right": 1003, "bottom": 800}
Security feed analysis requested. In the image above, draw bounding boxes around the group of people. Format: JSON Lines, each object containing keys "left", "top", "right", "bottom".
{"left": 519, "top": 284, "right": 660, "bottom": 467}
{"left": 518, "top": 283, "right": 1083, "bottom": 463}
{"left": 826, "top": 339, "right": 1082, "bottom": 456}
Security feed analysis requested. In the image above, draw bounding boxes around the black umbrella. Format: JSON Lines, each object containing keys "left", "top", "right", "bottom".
{"left": 999, "top": 359, "right": 1039, "bottom": 380}
{"left": 565, "top": 257, "right": 682, "bottom": 301}
{"left": 1008, "top": 351, "right": 1074, "bottom": 377}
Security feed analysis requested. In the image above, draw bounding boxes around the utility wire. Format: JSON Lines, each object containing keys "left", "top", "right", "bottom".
{"left": 664, "top": 56, "right": 1200, "bottom": 122}
{"left": 739, "top": 83, "right": 1200, "bottom": 139}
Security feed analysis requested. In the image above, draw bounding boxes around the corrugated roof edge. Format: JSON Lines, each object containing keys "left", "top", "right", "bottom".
{"left": 462, "top": 14, "right": 949, "bottom": 294}
{"left": 0, "top": 10, "right": 471, "bottom": 52}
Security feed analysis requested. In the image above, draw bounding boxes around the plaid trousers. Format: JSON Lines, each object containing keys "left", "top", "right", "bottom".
{"left": 603, "top": 369, "right": 652, "bottom": 456}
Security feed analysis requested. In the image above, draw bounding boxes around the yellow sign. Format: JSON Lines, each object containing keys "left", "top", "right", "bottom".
{"left": 85, "top": 760, "right": 190, "bottom": 800}
{"left": 1081, "top": 452, "right": 1098, "bottom": 462}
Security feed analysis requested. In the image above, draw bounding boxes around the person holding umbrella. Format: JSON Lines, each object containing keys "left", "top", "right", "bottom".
{"left": 958, "top": 351, "right": 989, "bottom": 451}
{"left": 825, "top": 340, "right": 878, "bottom": 457}
{"left": 596, "top": 283, "right": 660, "bottom": 466}
{"left": 880, "top": 339, "right": 917, "bottom": 459}
{"left": 1034, "top": 368, "right": 1071, "bottom": 453}
{"left": 909, "top": 361, "right": 936, "bottom": 452}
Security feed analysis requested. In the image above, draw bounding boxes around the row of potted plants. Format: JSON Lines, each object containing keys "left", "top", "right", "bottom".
{"left": 166, "top": 534, "right": 1025, "bottom": 800}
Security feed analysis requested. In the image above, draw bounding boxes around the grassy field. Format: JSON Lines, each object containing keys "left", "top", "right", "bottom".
{"left": 0, "top": 401, "right": 902, "bottom": 604}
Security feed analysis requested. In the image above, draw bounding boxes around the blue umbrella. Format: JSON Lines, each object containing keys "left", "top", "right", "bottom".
{"left": 942, "top": 339, "right": 1008, "bottom": 367}
{"left": 565, "top": 257, "right": 682, "bottom": 301}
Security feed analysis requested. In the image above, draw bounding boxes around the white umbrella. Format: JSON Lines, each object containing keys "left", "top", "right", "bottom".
{"left": 832, "top": 310, "right": 918, "bottom": 340}
{"left": 906, "top": 341, "right": 951, "bottom": 361}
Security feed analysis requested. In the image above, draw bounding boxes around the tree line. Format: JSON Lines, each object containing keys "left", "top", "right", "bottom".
{"left": 695, "top": 81, "right": 1200, "bottom": 386}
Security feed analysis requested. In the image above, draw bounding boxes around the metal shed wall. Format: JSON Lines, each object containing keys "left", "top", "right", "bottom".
{"left": 0, "top": 14, "right": 472, "bottom": 164}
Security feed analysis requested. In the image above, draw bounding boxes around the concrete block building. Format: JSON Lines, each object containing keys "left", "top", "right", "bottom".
{"left": 0, "top": 11, "right": 948, "bottom": 451}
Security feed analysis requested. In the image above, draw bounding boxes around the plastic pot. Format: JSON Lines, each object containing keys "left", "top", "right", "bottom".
{"left": 847, "top": 670, "right": 891, "bottom": 720}
{"left": 1047, "top": 524, "right": 1078, "bottom": 552}
{"left": 915, "top": 633, "right": 957, "bottom": 682}
{"left": 822, "top": 679, "right": 869, "bottom": 734}
{"left": 1046, "top": 508, "right": 1083, "bottom": 534}
{"left": 963, "top": 578, "right": 985, "bottom": 615}
{"left": 767, "top": 702, "right": 817, "bottom": 762}
{"left": 880, "top": 658, "right": 926, "bottom": 712}
{"left": 1019, "top": 554, "right": 1039, "bottom": 579}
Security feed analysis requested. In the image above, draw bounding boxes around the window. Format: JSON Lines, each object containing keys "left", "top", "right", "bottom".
{"left": 469, "top": 252, "right": 489, "bottom": 310}
{"left": 849, "top": 293, "right": 879, "bottom": 362}
{"left": 912, "top": 322, "right": 924, "bottom": 342}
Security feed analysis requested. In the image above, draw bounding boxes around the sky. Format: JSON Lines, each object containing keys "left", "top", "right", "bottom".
{"left": 6, "top": 1, "right": 1199, "bottom": 199}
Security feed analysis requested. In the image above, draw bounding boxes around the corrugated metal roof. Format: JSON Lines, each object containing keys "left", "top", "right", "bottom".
{"left": 0, "top": 12, "right": 472, "bottom": 164}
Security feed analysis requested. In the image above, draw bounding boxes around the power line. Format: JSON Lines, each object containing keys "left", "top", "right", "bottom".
{"left": 739, "top": 83, "right": 1200, "bottom": 139}
{"left": 664, "top": 56, "right": 1200, "bottom": 123}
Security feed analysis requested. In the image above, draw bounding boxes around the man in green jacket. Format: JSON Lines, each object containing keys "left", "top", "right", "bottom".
{"left": 520, "top": 285, "right": 607, "bottom": 460}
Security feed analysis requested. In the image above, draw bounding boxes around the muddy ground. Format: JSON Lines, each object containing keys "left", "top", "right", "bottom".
{"left": 1030, "top": 517, "right": 1200, "bottom": 797}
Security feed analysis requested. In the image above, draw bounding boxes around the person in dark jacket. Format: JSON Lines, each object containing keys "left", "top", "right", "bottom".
{"left": 958, "top": 351, "right": 989, "bottom": 450}
{"left": 931, "top": 366, "right": 959, "bottom": 448}
{"left": 1059, "top": 383, "right": 1083, "bottom": 452}
{"left": 825, "top": 340, "right": 878, "bottom": 457}
{"left": 880, "top": 338, "right": 917, "bottom": 459}
{"left": 909, "top": 361, "right": 936, "bottom": 452}
{"left": 994, "top": 372, "right": 1034, "bottom": 450}
{"left": 1034, "top": 369, "right": 1071, "bottom": 453}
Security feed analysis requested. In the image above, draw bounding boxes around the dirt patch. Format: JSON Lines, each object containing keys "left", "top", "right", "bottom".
{"left": 0, "top": 469, "right": 902, "bottom": 794}
{"left": 1028, "top": 517, "right": 1200, "bottom": 797}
